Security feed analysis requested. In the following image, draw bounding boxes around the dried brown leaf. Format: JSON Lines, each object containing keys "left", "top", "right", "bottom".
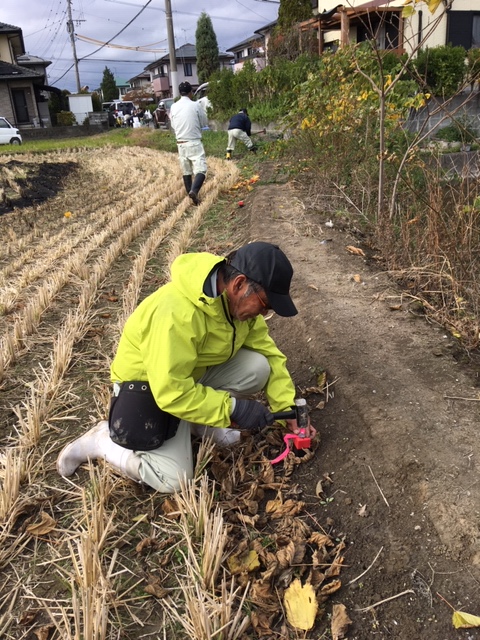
{"left": 136, "top": 537, "right": 160, "bottom": 554}
{"left": 309, "top": 532, "right": 333, "bottom": 547}
{"left": 144, "top": 582, "right": 169, "bottom": 598}
{"left": 309, "top": 568, "right": 326, "bottom": 588}
{"left": 325, "top": 557, "right": 345, "bottom": 578}
{"left": 319, "top": 579, "right": 342, "bottom": 596}
{"left": 277, "top": 540, "right": 296, "bottom": 568}
{"left": 236, "top": 512, "right": 259, "bottom": 527}
{"left": 346, "top": 245, "right": 366, "bottom": 257}
{"left": 34, "top": 625, "right": 54, "bottom": 640}
{"left": 266, "top": 498, "right": 305, "bottom": 519}
{"left": 259, "top": 560, "right": 279, "bottom": 583}
{"left": 331, "top": 603, "right": 352, "bottom": 640}
{"left": 241, "top": 498, "right": 259, "bottom": 515}
{"left": 259, "top": 460, "right": 275, "bottom": 484}
{"left": 160, "top": 498, "right": 180, "bottom": 519}
{"left": 251, "top": 610, "right": 275, "bottom": 636}
{"left": 19, "top": 610, "right": 38, "bottom": 625}
{"left": 26, "top": 512, "right": 56, "bottom": 536}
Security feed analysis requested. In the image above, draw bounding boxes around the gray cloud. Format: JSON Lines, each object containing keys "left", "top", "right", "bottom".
{"left": 3, "top": 0, "right": 278, "bottom": 91}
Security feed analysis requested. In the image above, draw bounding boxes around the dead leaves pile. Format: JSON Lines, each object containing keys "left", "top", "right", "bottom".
{"left": 230, "top": 174, "right": 260, "bottom": 193}
{"left": 202, "top": 429, "right": 346, "bottom": 637}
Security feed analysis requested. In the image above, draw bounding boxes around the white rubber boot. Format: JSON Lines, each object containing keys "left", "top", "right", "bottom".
{"left": 191, "top": 425, "right": 242, "bottom": 447}
{"left": 57, "top": 420, "right": 141, "bottom": 481}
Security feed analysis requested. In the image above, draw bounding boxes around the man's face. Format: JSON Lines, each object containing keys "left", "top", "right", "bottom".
{"left": 226, "top": 276, "right": 271, "bottom": 321}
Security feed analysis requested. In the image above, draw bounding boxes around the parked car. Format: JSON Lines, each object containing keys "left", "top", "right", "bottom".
{"left": 102, "top": 100, "right": 135, "bottom": 115}
{"left": 0, "top": 117, "right": 22, "bottom": 145}
{"left": 194, "top": 82, "right": 212, "bottom": 114}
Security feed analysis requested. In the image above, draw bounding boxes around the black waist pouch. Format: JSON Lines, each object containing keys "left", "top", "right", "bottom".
{"left": 108, "top": 381, "right": 180, "bottom": 451}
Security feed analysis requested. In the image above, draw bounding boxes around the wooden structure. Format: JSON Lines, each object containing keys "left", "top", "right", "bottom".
{"left": 298, "top": 0, "right": 405, "bottom": 56}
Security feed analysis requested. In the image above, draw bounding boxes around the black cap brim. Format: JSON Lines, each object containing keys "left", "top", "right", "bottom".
{"left": 267, "top": 290, "right": 298, "bottom": 317}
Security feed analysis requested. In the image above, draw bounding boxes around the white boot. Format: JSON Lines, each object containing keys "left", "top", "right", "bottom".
{"left": 57, "top": 420, "right": 141, "bottom": 481}
{"left": 191, "top": 425, "right": 242, "bottom": 447}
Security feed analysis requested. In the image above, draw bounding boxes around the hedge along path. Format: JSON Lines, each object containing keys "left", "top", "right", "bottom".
{"left": 0, "top": 151, "right": 240, "bottom": 635}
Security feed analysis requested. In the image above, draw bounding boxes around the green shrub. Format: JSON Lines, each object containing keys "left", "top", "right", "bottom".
{"left": 435, "top": 120, "right": 477, "bottom": 143}
{"left": 56, "top": 111, "right": 76, "bottom": 126}
{"left": 414, "top": 46, "right": 466, "bottom": 97}
{"left": 467, "top": 48, "right": 480, "bottom": 88}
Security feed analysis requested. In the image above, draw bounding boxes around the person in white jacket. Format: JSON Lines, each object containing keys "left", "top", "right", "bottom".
{"left": 169, "top": 81, "right": 208, "bottom": 205}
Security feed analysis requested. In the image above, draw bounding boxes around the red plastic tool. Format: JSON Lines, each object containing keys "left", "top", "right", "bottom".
{"left": 270, "top": 427, "right": 311, "bottom": 464}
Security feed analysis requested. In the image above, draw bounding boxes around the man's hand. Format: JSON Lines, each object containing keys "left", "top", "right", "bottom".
{"left": 285, "top": 418, "right": 317, "bottom": 439}
{"left": 231, "top": 399, "right": 274, "bottom": 430}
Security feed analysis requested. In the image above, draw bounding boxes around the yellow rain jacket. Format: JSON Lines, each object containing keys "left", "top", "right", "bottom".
{"left": 111, "top": 252, "right": 296, "bottom": 427}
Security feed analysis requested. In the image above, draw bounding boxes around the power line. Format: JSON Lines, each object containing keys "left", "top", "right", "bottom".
{"left": 50, "top": 0, "right": 154, "bottom": 84}
{"left": 103, "top": 0, "right": 269, "bottom": 24}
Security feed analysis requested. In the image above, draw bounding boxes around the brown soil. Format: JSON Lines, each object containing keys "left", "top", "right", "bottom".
{"left": 1, "top": 150, "right": 480, "bottom": 639}
{"left": 247, "top": 164, "right": 480, "bottom": 639}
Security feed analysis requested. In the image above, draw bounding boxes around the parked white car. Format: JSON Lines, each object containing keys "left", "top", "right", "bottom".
{"left": 0, "top": 117, "right": 22, "bottom": 145}
{"left": 194, "top": 82, "right": 212, "bottom": 114}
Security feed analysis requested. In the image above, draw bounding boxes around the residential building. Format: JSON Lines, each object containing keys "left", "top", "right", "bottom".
{"left": 0, "top": 22, "right": 58, "bottom": 127}
{"left": 300, "top": 0, "right": 479, "bottom": 56}
{"left": 144, "top": 43, "right": 233, "bottom": 99}
{"left": 227, "top": 34, "right": 266, "bottom": 72}
{"left": 128, "top": 70, "right": 152, "bottom": 91}
{"left": 115, "top": 77, "right": 131, "bottom": 99}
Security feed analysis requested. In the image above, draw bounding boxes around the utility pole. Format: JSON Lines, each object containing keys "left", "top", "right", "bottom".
{"left": 66, "top": 0, "right": 82, "bottom": 92}
{"left": 165, "top": 0, "right": 178, "bottom": 98}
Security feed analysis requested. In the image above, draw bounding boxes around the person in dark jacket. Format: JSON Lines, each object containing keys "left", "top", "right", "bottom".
{"left": 226, "top": 108, "right": 256, "bottom": 160}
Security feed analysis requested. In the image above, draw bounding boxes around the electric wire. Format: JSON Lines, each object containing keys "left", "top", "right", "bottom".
{"left": 50, "top": 0, "right": 153, "bottom": 84}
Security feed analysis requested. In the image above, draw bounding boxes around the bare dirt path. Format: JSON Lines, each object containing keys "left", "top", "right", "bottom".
{"left": 247, "top": 168, "right": 480, "bottom": 639}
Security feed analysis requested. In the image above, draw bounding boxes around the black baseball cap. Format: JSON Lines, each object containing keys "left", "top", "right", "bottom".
{"left": 229, "top": 242, "right": 298, "bottom": 317}
{"left": 179, "top": 82, "right": 193, "bottom": 95}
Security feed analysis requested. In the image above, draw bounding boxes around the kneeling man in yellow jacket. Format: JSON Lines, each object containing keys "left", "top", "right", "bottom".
{"left": 57, "top": 241, "right": 315, "bottom": 493}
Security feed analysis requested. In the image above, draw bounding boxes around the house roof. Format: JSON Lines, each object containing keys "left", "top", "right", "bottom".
{"left": 0, "top": 60, "right": 43, "bottom": 82}
{"left": 16, "top": 54, "right": 52, "bottom": 68}
{"left": 144, "top": 43, "right": 232, "bottom": 69}
{"left": 254, "top": 19, "right": 278, "bottom": 36}
{"left": 0, "top": 21, "right": 25, "bottom": 58}
{"left": 227, "top": 34, "right": 264, "bottom": 52}
{"left": 0, "top": 22, "right": 22, "bottom": 34}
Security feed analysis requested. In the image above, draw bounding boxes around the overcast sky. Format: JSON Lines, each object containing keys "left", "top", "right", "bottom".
{"left": 2, "top": 0, "right": 279, "bottom": 92}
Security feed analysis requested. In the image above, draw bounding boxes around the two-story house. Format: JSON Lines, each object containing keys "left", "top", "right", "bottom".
{"left": 144, "top": 43, "right": 233, "bottom": 100}
{"left": 227, "top": 34, "right": 267, "bottom": 73}
{"left": 0, "top": 22, "right": 58, "bottom": 127}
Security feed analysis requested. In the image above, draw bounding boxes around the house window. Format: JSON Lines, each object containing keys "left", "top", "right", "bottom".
{"left": 448, "top": 11, "right": 480, "bottom": 49}
{"left": 184, "top": 63, "right": 192, "bottom": 76}
{"left": 473, "top": 15, "right": 480, "bottom": 47}
{"left": 235, "top": 51, "right": 243, "bottom": 61}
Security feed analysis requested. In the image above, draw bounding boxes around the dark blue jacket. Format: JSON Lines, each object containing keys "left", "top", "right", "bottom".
{"left": 228, "top": 112, "right": 251, "bottom": 136}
